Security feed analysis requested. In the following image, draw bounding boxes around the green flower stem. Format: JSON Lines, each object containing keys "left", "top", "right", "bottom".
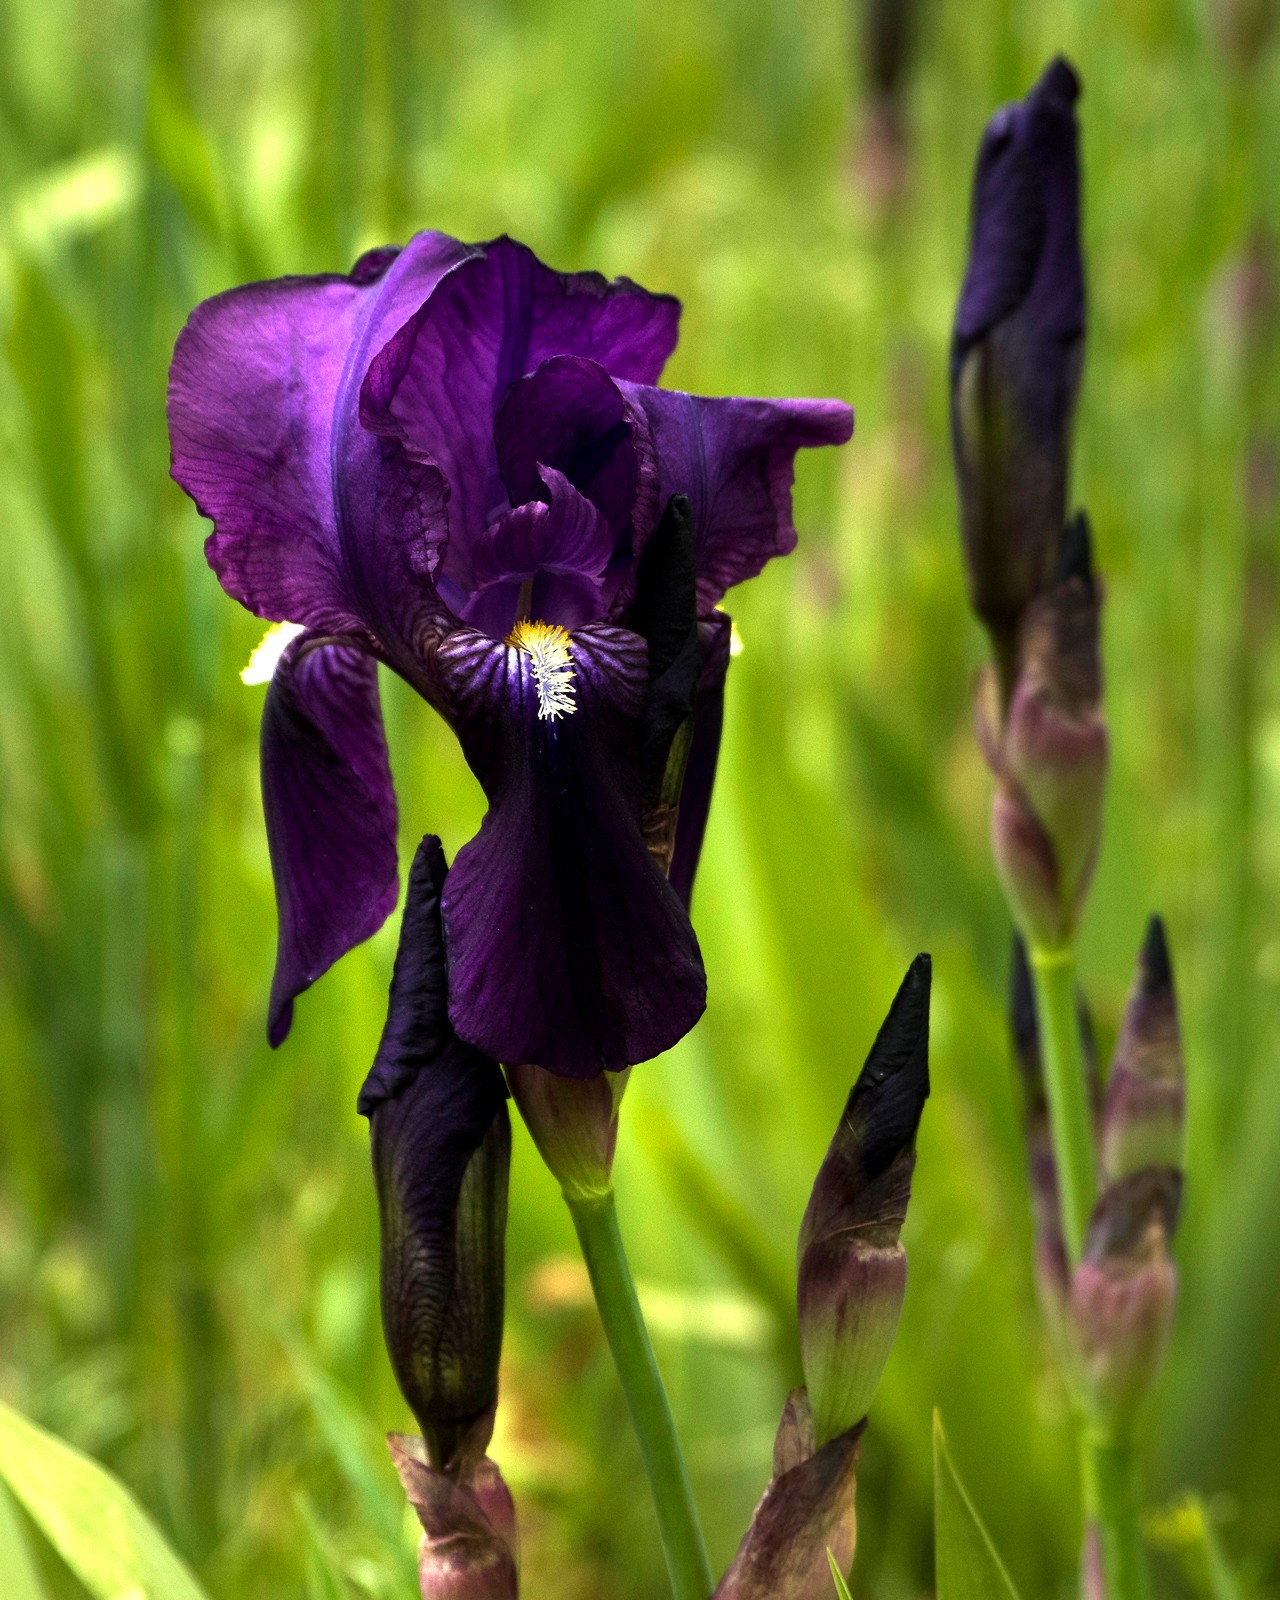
{"left": 1081, "top": 1430, "right": 1151, "bottom": 1600}
{"left": 1031, "top": 947, "right": 1150, "bottom": 1599}
{"left": 568, "top": 1189, "right": 713, "bottom": 1600}
{"left": 1028, "top": 945, "right": 1097, "bottom": 1265}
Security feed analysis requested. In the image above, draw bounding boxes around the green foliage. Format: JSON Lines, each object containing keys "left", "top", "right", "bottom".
{"left": 933, "top": 1413, "right": 1021, "bottom": 1600}
{"left": 0, "top": 0, "right": 1277, "bottom": 1596}
{"left": 827, "top": 1546, "right": 854, "bottom": 1599}
{"left": 0, "top": 1480, "right": 49, "bottom": 1600}
{"left": 0, "top": 1399, "right": 207, "bottom": 1600}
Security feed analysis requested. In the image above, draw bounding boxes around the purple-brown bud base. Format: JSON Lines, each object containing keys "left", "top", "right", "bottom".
{"left": 1069, "top": 1168, "right": 1180, "bottom": 1434}
{"left": 713, "top": 1388, "right": 861, "bottom": 1600}
{"left": 980, "top": 516, "right": 1107, "bottom": 950}
{"left": 389, "top": 1432, "right": 519, "bottom": 1600}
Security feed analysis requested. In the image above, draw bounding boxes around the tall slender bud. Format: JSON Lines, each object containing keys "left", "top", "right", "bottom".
{"left": 1069, "top": 1168, "right": 1181, "bottom": 1433}
{"left": 1100, "top": 917, "right": 1185, "bottom": 1183}
{"left": 951, "top": 56, "right": 1085, "bottom": 685}
{"left": 359, "top": 837, "right": 511, "bottom": 1475}
{"left": 797, "top": 955, "right": 931, "bottom": 1447}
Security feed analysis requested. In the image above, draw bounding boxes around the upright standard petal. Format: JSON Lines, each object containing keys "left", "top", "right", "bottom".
{"left": 621, "top": 385, "right": 854, "bottom": 611}
{"left": 361, "top": 838, "right": 511, "bottom": 1471}
{"left": 261, "top": 635, "right": 398, "bottom": 1046}
{"left": 168, "top": 230, "right": 471, "bottom": 635}
{"left": 461, "top": 467, "right": 615, "bottom": 638}
{"left": 431, "top": 623, "right": 706, "bottom": 1077}
{"left": 360, "top": 237, "right": 680, "bottom": 582}
{"left": 493, "top": 356, "right": 659, "bottom": 553}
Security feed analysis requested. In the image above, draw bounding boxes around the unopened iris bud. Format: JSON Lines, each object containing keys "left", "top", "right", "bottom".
{"left": 1070, "top": 1168, "right": 1180, "bottom": 1433}
{"left": 506, "top": 1062, "right": 629, "bottom": 1203}
{"left": 985, "top": 515, "right": 1107, "bottom": 949}
{"left": 797, "top": 955, "right": 931, "bottom": 1447}
{"left": 951, "top": 56, "right": 1085, "bottom": 683}
{"left": 1100, "top": 916, "right": 1185, "bottom": 1183}
{"left": 359, "top": 837, "right": 511, "bottom": 1474}
{"left": 713, "top": 1388, "right": 861, "bottom": 1600}
{"left": 388, "top": 1434, "right": 518, "bottom": 1600}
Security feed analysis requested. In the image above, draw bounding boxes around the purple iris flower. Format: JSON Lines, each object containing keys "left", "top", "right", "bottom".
{"left": 951, "top": 56, "right": 1085, "bottom": 659}
{"left": 167, "top": 233, "right": 852, "bottom": 1077}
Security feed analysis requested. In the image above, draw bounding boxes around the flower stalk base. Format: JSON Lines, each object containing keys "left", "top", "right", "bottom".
{"left": 567, "top": 1189, "right": 712, "bottom": 1600}
{"left": 1081, "top": 1430, "right": 1151, "bottom": 1600}
{"left": 1028, "top": 945, "right": 1097, "bottom": 1265}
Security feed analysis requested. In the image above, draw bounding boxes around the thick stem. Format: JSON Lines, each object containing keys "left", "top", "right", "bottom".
{"left": 568, "top": 1190, "right": 713, "bottom": 1600}
{"left": 1080, "top": 1431, "right": 1151, "bottom": 1600}
{"left": 1029, "top": 945, "right": 1097, "bottom": 1265}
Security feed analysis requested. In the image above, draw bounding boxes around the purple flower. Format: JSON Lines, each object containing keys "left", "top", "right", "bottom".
{"left": 951, "top": 57, "right": 1085, "bottom": 665}
{"left": 168, "top": 233, "right": 852, "bottom": 1077}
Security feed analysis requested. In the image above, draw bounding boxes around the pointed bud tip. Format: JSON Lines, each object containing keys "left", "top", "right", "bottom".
{"left": 357, "top": 834, "right": 453, "bottom": 1118}
{"left": 850, "top": 955, "right": 931, "bottom": 1177}
{"left": 1053, "top": 510, "right": 1095, "bottom": 595}
{"left": 1040, "top": 55, "right": 1082, "bottom": 106}
{"left": 1137, "top": 914, "right": 1173, "bottom": 999}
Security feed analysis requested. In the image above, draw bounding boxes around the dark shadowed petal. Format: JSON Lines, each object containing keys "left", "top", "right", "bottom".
{"left": 669, "top": 610, "right": 732, "bottom": 906}
{"left": 359, "top": 237, "right": 680, "bottom": 587}
{"left": 620, "top": 385, "right": 854, "bottom": 611}
{"left": 168, "top": 230, "right": 471, "bottom": 637}
{"left": 360, "top": 838, "right": 510, "bottom": 1471}
{"left": 262, "top": 634, "right": 399, "bottom": 1047}
{"left": 494, "top": 354, "right": 660, "bottom": 562}
{"left": 430, "top": 623, "right": 706, "bottom": 1077}
{"left": 460, "top": 466, "right": 615, "bottom": 638}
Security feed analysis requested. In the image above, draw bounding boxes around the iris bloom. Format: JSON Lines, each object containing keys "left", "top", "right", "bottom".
{"left": 168, "top": 233, "right": 852, "bottom": 1076}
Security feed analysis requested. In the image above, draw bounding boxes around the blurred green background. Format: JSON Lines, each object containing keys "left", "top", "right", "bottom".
{"left": 1, "top": 0, "right": 1279, "bottom": 1594}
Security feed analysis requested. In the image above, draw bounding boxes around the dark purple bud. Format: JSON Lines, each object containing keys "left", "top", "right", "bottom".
{"left": 360, "top": 837, "right": 511, "bottom": 1472}
{"left": 1069, "top": 1168, "right": 1180, "bottom": 1432}
{"left": 1100, "top": 917, "right": 1185, "bottom": 1184}
{"left": 797, "top": 956, "right": 931, "bottom": 1445}
{"left": 951, "top": 57, "right": 1085, "bottom": 676}
{"left": 713, "top": 1388, "right": 861, "bottom": 1600}
{"left": 506, "top": 1062, "right": 628, "bottom": 1203}
{"left": 388, "top": 1434, "right": 518, "bottom": 1599}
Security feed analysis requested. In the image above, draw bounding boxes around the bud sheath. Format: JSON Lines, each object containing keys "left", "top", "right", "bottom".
{"left": 798, "top": 955, "right": 931, "bottom": 1445}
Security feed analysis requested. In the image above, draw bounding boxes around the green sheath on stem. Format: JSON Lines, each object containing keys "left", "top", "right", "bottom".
{"left": 568, "top": 1190, "right": 713, "bottom": 1600}
{"left": 1029, "top": 946, "right": 1151, "bottom": 1600}
{"left": 1082, "top": 1431, "right": 1152, "bottom": 1600}
{"left": 1029, "top": 946, "right": 1097, "bottom": 1264}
